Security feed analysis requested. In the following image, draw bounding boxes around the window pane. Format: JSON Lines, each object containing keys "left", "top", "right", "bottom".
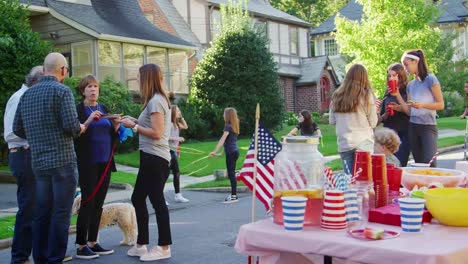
{"left": 99, "top": 41, "right": 121, "bottom": 65}
{"left": 147, "top": 47, "right": 167, "bottom": 74}
{"left": 98, "top": 41, "right": 122, "bottom": 81}
{"left": 72, "top": 42, "right": 93, "bottom": 77}
{"left": 123, "top": 44, "right": 144, "bottom": 91}
{"left": 324, "top": 39, "right": 338, "bottom": 56}
{"left": 169, "top": 50, "right": 188, "bottom": 94}
{"left": 290, "top": 27, "right": 298, "bottom": 55}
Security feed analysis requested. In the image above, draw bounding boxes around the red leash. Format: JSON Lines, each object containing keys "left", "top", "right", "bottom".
{"left": 81, "top": 140, "right": 118, "bottom": 205}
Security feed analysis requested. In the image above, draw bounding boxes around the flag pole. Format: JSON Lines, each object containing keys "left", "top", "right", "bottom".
{"left": 251, "top": 103, "right": 260, "bottom": 223}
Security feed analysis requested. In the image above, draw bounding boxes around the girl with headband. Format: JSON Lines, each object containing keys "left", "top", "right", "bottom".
{"left": 389, "top": 49, "right": 444, "bottom": 167}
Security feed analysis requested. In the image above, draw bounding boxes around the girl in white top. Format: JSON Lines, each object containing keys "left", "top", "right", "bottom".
{"left": 329, "top": 64, "right": 378, "bottom": 174}
{"left": 166, "top": 105, "right": 189, "bottom": 203}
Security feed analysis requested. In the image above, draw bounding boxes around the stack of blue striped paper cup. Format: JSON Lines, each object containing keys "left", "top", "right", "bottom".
{"left": 344, "top": 189, "right": 359, "bottom": 224}
{"left": 281, "top": 196, "right": 308, "bottom": 231}
{"left": 398, "top": 197, "right": 425, "bottom": 232}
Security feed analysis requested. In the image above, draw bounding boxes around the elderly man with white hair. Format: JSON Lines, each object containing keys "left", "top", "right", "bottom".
{"left": 4, "top": 65, "right": 43, "bottom": 264}
{"left": 13, "top": 52, "right": 85, "bottom": 264}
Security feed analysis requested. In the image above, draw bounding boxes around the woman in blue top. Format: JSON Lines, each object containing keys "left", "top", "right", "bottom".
{"left": 390, "top": 49, "right": 444, "bottom": 166}
{"left": 210, "top": 108, "right": 240, "bottom": 203}
{"left": 379, "top": 63, "right": 410, "bottom": 166}
{"left": 74, "top": 75, "right": 120, "bottom": 258}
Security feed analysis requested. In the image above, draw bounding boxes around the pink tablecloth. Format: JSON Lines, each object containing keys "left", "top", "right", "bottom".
{"left": 235, "top": 218, "right": 468, "bottom": 264}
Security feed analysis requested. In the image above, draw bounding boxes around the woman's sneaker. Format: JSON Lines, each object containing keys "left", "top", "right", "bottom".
{"left": 223, "top": 195, "right": 238, "bottom": 203}
{"left": 174, "top": 193, "right": 189, "bottom": 203}
{"left": 76, "top": 246, "right": 99, "bottom": 259}
{"left": 140, "top": 246, "right": 171, "bottom": 262}
{"left": 89, "top": 243, "right": 114, "bottom": 255}
{"left": 127, "top": 245, "right": 148, "bottom": 257}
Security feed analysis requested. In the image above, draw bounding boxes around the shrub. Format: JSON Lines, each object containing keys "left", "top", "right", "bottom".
{"left": 177, "top": 99, "right": 210, "bottom": 141}
{"left": 284, "top": 112, "right": 298, "bottom": 126}
{"left": 64, "top": 77, "right": 141, "bottom": 152}
{"left": 311, "top": 112, "right": 321, "bottom": 123}
{"left": 189, "top": 1, "right": 284, "bottom": 136}
{"left": 438, "top": 91, "right": 465, "bottom": 118}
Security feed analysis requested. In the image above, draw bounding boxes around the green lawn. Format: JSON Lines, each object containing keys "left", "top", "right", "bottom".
{"left": 185, "top": 178, "right": 246, "bottom": 189}
{"left": 0, "top": 215, "right": 77, "bottom": 240}
{"left": 115, "top": 117, "right": 467, "bottom": 177}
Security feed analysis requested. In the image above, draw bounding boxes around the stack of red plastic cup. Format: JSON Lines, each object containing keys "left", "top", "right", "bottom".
{"left": 388, "top": 79, "right": 397, "bottom": 93}
{"left": 371, "top": 154, "right": 388, "bottom": 208}
{"left": 321, "top": 190, "right": 347, "bottom": 231}
{"left": 353, "top": 151, "right": 372, "bottom": 182}
{"left": 387, "top": 165, "right": 403, "bottom": 204}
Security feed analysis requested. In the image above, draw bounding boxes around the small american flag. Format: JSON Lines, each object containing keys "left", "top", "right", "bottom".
{"left": 237, "top": 123, "right": 282, "bottom": 211}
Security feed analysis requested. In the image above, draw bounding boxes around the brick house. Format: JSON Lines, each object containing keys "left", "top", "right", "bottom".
{"left": 19, "top": 0, "right": 196, "bottom": 94}
{"left": 139, "top": 0, "right": 341, "bottom": 113}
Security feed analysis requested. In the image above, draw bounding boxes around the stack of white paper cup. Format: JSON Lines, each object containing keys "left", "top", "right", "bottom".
{"left": 281, "top": 196, "right": 308, "bottom": 231}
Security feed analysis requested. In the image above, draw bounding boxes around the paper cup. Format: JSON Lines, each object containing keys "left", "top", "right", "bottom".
{"left": 321, "top": 190, "right": 347, "bottom": 230}
{"left": 344, "top": 190, "right": 359, "bottom": 223}
{"left": 281, "top": 196, "right": 307, "bottom": 231}
{"left": 399, "top": 198, "right": 425, "bottom": 232}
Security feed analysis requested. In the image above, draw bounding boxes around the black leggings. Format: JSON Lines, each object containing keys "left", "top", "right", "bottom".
{"left": 132, "top": 151, "right": 171, "bottom": 246}
{"left": 76, "top": 162, "right": 111, "bottom": 245}
{"left": 165, "top": 150, "right": 180, "bottom": 193}
{"left": 226, "top": 151, "right": 239, "bottom": 196}
{"left": 409, "top": 123, "right": 438, "bottom": 167}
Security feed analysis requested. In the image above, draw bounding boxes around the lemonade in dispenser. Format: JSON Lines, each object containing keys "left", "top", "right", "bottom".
{"left": 273, "top": 136, "right": 325, "bottom": 226}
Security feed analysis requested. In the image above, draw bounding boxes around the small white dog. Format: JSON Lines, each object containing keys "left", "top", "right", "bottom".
{"left": 72, "top": 195, "right": 137, "bottom": 246}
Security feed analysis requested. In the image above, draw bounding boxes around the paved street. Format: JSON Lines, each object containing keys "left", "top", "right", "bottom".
{"left": 0, "top": 147, "right": 466, "bottom": 263}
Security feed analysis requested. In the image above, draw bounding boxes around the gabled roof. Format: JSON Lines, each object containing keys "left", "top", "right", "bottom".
{"left": 21, "top": 0, "right": 47, "bottom": 7}
{"left": 438, "top": 0, "right": 468, "bottom": 23}
{"left": 297, "top": 55, "right": 345, "bottom": 85}
{"left": 311, "top": 0, "right": 362, "bottom": 35}
{"left": 311, "top": 0, "right": 467, "bottom": 35}
{"left": 20, "top": 0, "right": 195, "bottom": 50}
{"left": 296, "top": 56, "right": 328, "bottom": 85}
{"left": 208, "top": 0, "right": 311, "bottom": 27}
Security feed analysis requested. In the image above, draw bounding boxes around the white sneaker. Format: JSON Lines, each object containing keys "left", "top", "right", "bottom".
{"left": 165, "top": 200, "right": 170, "bottom": 206}
{"left": 174, "top": 193, "right": 189, "bottom": 203}
{"left": 223, "top": 195, "right": 239, "bottom": 203}
{"left": 140, "top": 246, "right": 171, "bottom": 261}
{"left": 127, "top": 245, "right": 147, "bottom": 257}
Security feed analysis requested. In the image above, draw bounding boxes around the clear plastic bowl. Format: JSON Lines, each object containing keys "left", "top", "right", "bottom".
{"left": 401, "top": 167, "right": 466, "bottom": 191}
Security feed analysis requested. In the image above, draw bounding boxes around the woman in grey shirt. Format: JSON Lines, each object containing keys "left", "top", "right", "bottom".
{"left": 120, "top": 64, "right": 172, "bottom": 261}
{"left": 390, "top": 49, "right": 444, "bottom": 166}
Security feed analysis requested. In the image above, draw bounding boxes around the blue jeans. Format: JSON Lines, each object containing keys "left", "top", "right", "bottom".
{"left": 340, "top": 149, "right": 356, "bottom": 175}
{"left": 9, "top": 149, "right": 35, "bottom": 264}
{"left": 395, "top": 131, "right": 410, "bottom": 167}
{"left": 33, "top": 163, "right": 77, "bottom": 264}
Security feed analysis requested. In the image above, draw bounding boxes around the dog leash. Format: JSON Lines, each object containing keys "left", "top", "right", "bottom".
{"left": 81, "top": 140, "right": 118, "bottom": 205}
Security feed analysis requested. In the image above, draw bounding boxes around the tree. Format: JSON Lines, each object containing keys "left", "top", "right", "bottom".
{"left": 189, "top": 0, "right": 284, "bottom": 134}
{"left": 270, "top": 0, "right": 347, "bottom": 27}
{"left": 0, "top": 0, "right": 52, "bottom": 129}
{"left": 334, "top": 0, "right": 451, "bottom": 96}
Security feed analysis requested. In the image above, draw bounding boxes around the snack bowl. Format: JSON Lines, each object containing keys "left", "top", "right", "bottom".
{"left": 401, "top": 167, "right": 465, "bottom": 191}
{"left": 424, "top": 188, "right": 468, "bottom": 227}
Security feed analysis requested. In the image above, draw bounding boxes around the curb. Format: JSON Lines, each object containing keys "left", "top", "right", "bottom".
{"left": 185, "top": 186, "right": 250, "bottom": 193}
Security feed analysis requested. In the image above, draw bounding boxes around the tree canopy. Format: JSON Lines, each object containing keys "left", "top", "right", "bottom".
{"left": 334, "top": 0, "right": 451, "bottom": 96}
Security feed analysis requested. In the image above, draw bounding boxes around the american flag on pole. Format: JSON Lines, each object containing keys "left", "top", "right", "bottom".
{"left": 237, "top": 123, "right": 282, "bottom": 211}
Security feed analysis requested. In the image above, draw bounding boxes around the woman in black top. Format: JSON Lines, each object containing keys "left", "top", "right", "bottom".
{"left": 287, "top": 110, "right": 321, "bottom": 137}
{"left": 379, "top": 63, "right": 410, "bottom": 166}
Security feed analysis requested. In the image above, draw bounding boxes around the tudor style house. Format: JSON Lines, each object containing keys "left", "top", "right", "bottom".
{"left": 311, "top": 0, "right": 468, "bottom": 61}
{"left": 139, "top": 0, "right": 342, "bottom": 112}
{"left": 20, "top": 0, "right": 195, "bottom": 94}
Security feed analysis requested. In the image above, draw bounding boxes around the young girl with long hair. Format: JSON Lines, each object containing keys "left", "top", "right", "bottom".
{"left": 391, "top": 49, "right": 444, "bottom": 166}
{"left": 209, "top": 108, "right": 240, "bottom": 203}
{"left": 166, "top": 105, "right": 189, "bottom": 203}
{"left": 287, "top": 110, "right": 322, "bottom": 137}
{"left": 329, "top": 64, "right": 378, "bottom": 174}
{"left": 120, "top": 64, "right": 172, "bottom": 261}
{"left": 379, "top": 63, "right": 410, "bottom": 166}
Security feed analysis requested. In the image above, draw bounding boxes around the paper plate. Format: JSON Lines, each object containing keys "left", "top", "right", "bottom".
{"left": 347, "top": 229, "right": 400, "bottom": 240}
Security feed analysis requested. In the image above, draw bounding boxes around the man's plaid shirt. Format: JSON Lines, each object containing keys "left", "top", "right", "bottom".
{"left": 13, "top": 76, "right": 81, "bottom": 171}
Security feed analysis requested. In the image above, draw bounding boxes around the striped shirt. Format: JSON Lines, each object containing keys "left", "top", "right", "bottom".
{"left": 13, "top": 76, "right": 81, "bottom": 171}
